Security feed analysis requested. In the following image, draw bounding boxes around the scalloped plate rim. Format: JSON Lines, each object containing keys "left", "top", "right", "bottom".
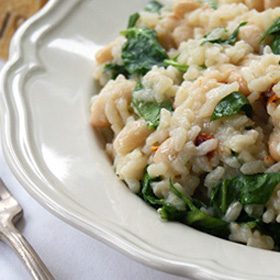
{"left": 0, "top": 1, "right": 279, "bottom": 279}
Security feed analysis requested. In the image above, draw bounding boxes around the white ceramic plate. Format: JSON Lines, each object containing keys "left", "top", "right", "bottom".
{"left": 1, "top": 1, "right": 280, "bottom": 279}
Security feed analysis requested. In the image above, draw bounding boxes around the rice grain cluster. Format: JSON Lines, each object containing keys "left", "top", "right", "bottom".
{"left": 91, "top": 0, "right": 280, "bottom": 251}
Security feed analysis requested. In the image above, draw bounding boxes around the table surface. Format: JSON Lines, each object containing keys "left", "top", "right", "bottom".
{"left": 0, "top": 64, "right": 189, "bottom": 280}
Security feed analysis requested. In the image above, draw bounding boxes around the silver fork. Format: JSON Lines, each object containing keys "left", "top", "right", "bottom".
{"left": 0, "top": 178, "right": 54, "bottom": 280}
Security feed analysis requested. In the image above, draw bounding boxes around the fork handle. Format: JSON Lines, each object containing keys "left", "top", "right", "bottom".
{"left": 1, "top": 222, "right": 54, "bottom": 280}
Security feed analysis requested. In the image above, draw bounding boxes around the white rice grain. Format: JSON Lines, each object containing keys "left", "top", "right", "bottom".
{"left": 240, "top": 160, "right": 266, "bottom": 175}
{"left": 224, "top": 202, "right": 243, "bottom": 222}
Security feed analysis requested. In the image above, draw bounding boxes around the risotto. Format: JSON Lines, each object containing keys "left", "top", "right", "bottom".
{"left": 91, "top": 0, "right": 280, "bottom": 251}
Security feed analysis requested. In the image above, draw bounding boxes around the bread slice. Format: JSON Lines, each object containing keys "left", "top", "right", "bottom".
{"left": 0, "top": 0, "right": 47, "bottom": 60}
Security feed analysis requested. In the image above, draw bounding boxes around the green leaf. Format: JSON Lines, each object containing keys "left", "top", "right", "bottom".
{"left": 169, "top": 179, "right": 194, "bottom": 210}
{"left": 211, "top": 179, "right": 239, "bottom": 215}
{"left": 104, "top": 63, "right": 129, "bottom": 79}
{"left": 140, "top": 173, "right": 187, "bottom": 219}
{"left": 135, "top": 81, "right": 144, "bottom": 91}
{"left": 271, "top": 35, "right": 280, "bottom": 55}
{"left": 266, "top": 18, "right": 280, "bottom": 35}
{"left": 235, "top": 209, "right": 257, "bottom": 224}
{"left": 104, "top": 28, "right": 167, "bottom": 78}
{"left": 239, "top": 174, "right": 280, "bottom": 205}
{"left": 211, "top": 173, "right": 280, "bottom": 215}
{"left": 163, "top": 59, "right": 189, "bottom": 72}
{"left": 261, "top": 17, "right": 280, "bottom": 41}
{"left": 226, "top": 22, "right": 247, "bottom": 45}
{"left": 132, "top": 94, "right": 173, "bottom": 128}
{"left": 201, "top": 28, "right": 228, "bottom": 45}
{"left": 186, "top": 208, "right": 230, "bottom": 238}
{"left": 169, "top": 180, "right": 230, "bottom": 238}
{"left": 211, "top": 91, "right": 252, "bottom": 121}
{"left": 158, "top": 204, "right": 187, "bottom": 221}
{"left": 261, "top": 17, "right": 280, "bottom": 55}
{"left": 202, "top": 22, "right": 247, "bottom": 45}
{"left": 204, "top": 0, "right": 218, "bottom": 9}
{"left": 243, "top": 220, "right": 259, "bottom": 230}
{"left": 145, "top": 0, "right": 163, "bottom": 13}
{"left": 141, "top": 172, "right": 165, "bottom": 208}
{"left": 128, "top": 13, "right": 140, "bottom": 28}
{"left": 122, "top": 28, "right": 168, "bottom": 76}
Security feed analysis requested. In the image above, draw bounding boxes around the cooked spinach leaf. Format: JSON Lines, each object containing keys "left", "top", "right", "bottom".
{"left": 169, "top": 180, "right": 194, "bottom": 209}
{"left": 141, "top": 172, "right": 164, "bottom": 207}
{"left": 262, "top": 18, "right": 280, "bottom": 40}
{"left": 243, "top": 220, "right": 259, "bottom": 229}
{"left": 211, "top": 173, "right": 280, "bottom": 215}
{"left": 169, "top": 180, "right": 230, "bottom": 238}
{"left": 104, "top": 63, "right": 129, "bottom": 79}
{"left": 202, "top": 22, "right": 247, "bottom": 45}
{"left": 271, "top": 35, "right": 280, "bottom": 55}
{"left": 239, "top": 174, "right": 280, "bottom": 205}
{"left": 132, "top": 94, "right": 173, "bottom": 128}
{"left": 140, "top": 175, "right": 230, "bottom": 239}
{"left": 104, "top": 28, "right": 167, "bottom": 78}
{"left": 261, "top": 17, "right": 280, "bottom": 55}
{"left": 211, "top": 179, "right": 238, "bottom": 215}
{"left": 134, "top": 81, "right": 144, "bottom": 91}
{"left": 211, "top": 91, "right": 252, "bottom": 121}
{"left": 186, "top": 208, "right": 230, "bottom": 238}
{"left": 197, "top": 0, "right": 218, "bottom": 9}
{"left": 204, "top": 0, "right": 218, "bottom": 9}
{"left": 139, "top": 171, "right": 280, "bottom": 246}
{"left": 141, "top": 173, "right": 187, "bottom": 226}
{"left": 141, "top": 172, "right": 186, "bottom": 222}
{"left": 145, "top": 0, "right": 163, "bottom": 13}
{"left": 201, "top": 28, "right": 227, "bottom": 45}
{"left": 122, "top": 28, "right": 168, "bottom": 76}
{"left": 236, "top": 212, "right": 258, "bottom": 225}
{"left": 226, "top": 22, "right": 247, "bottom": 45}
{"left": 164, "top": 59, "right": 189, "bottom": 72}
{"left": 128, "top": 13, "right": 140, "bottom": 28}
{"left": 158, "top": 204, "right": 187, "bottom": 221}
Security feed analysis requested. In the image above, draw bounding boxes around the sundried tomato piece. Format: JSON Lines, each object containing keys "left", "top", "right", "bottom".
{"left": 195, "top": 133, "right": 213, "bottom": 146}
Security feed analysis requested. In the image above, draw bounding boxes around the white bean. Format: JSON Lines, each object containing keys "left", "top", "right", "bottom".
{"left": 113, "top": 120, "right": 151, "bottom": 155}
{"left": 153, "top": 138, "right": 176, "bottom": 164}
{"left": 238, "top": 25, "right": 262, "bottom": 53}
{"left": 90, "top": 76, "right": 135, "bottom": 128}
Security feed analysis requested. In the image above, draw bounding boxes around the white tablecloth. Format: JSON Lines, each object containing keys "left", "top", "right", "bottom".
{"left": 0, "top": 61, "right": 187, "bottom": 280}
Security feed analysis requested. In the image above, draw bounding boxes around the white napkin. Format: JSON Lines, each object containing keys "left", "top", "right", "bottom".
{"left": 0, "top": 61, "right": 187, "bottom": 280}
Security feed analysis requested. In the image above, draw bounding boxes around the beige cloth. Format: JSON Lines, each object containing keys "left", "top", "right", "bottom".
{"left": 0, "top": 0, "right": 46, "bottom": 59}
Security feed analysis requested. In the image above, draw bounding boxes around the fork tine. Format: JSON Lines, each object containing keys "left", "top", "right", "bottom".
{"left": 0, "top": 178, "right": 22, "bottom": 220}
{"left": 0, "top": 179, "right": 12, "bottom": 200}
{"left": 0, "top": 180, "right": 53, "bottom": 279}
